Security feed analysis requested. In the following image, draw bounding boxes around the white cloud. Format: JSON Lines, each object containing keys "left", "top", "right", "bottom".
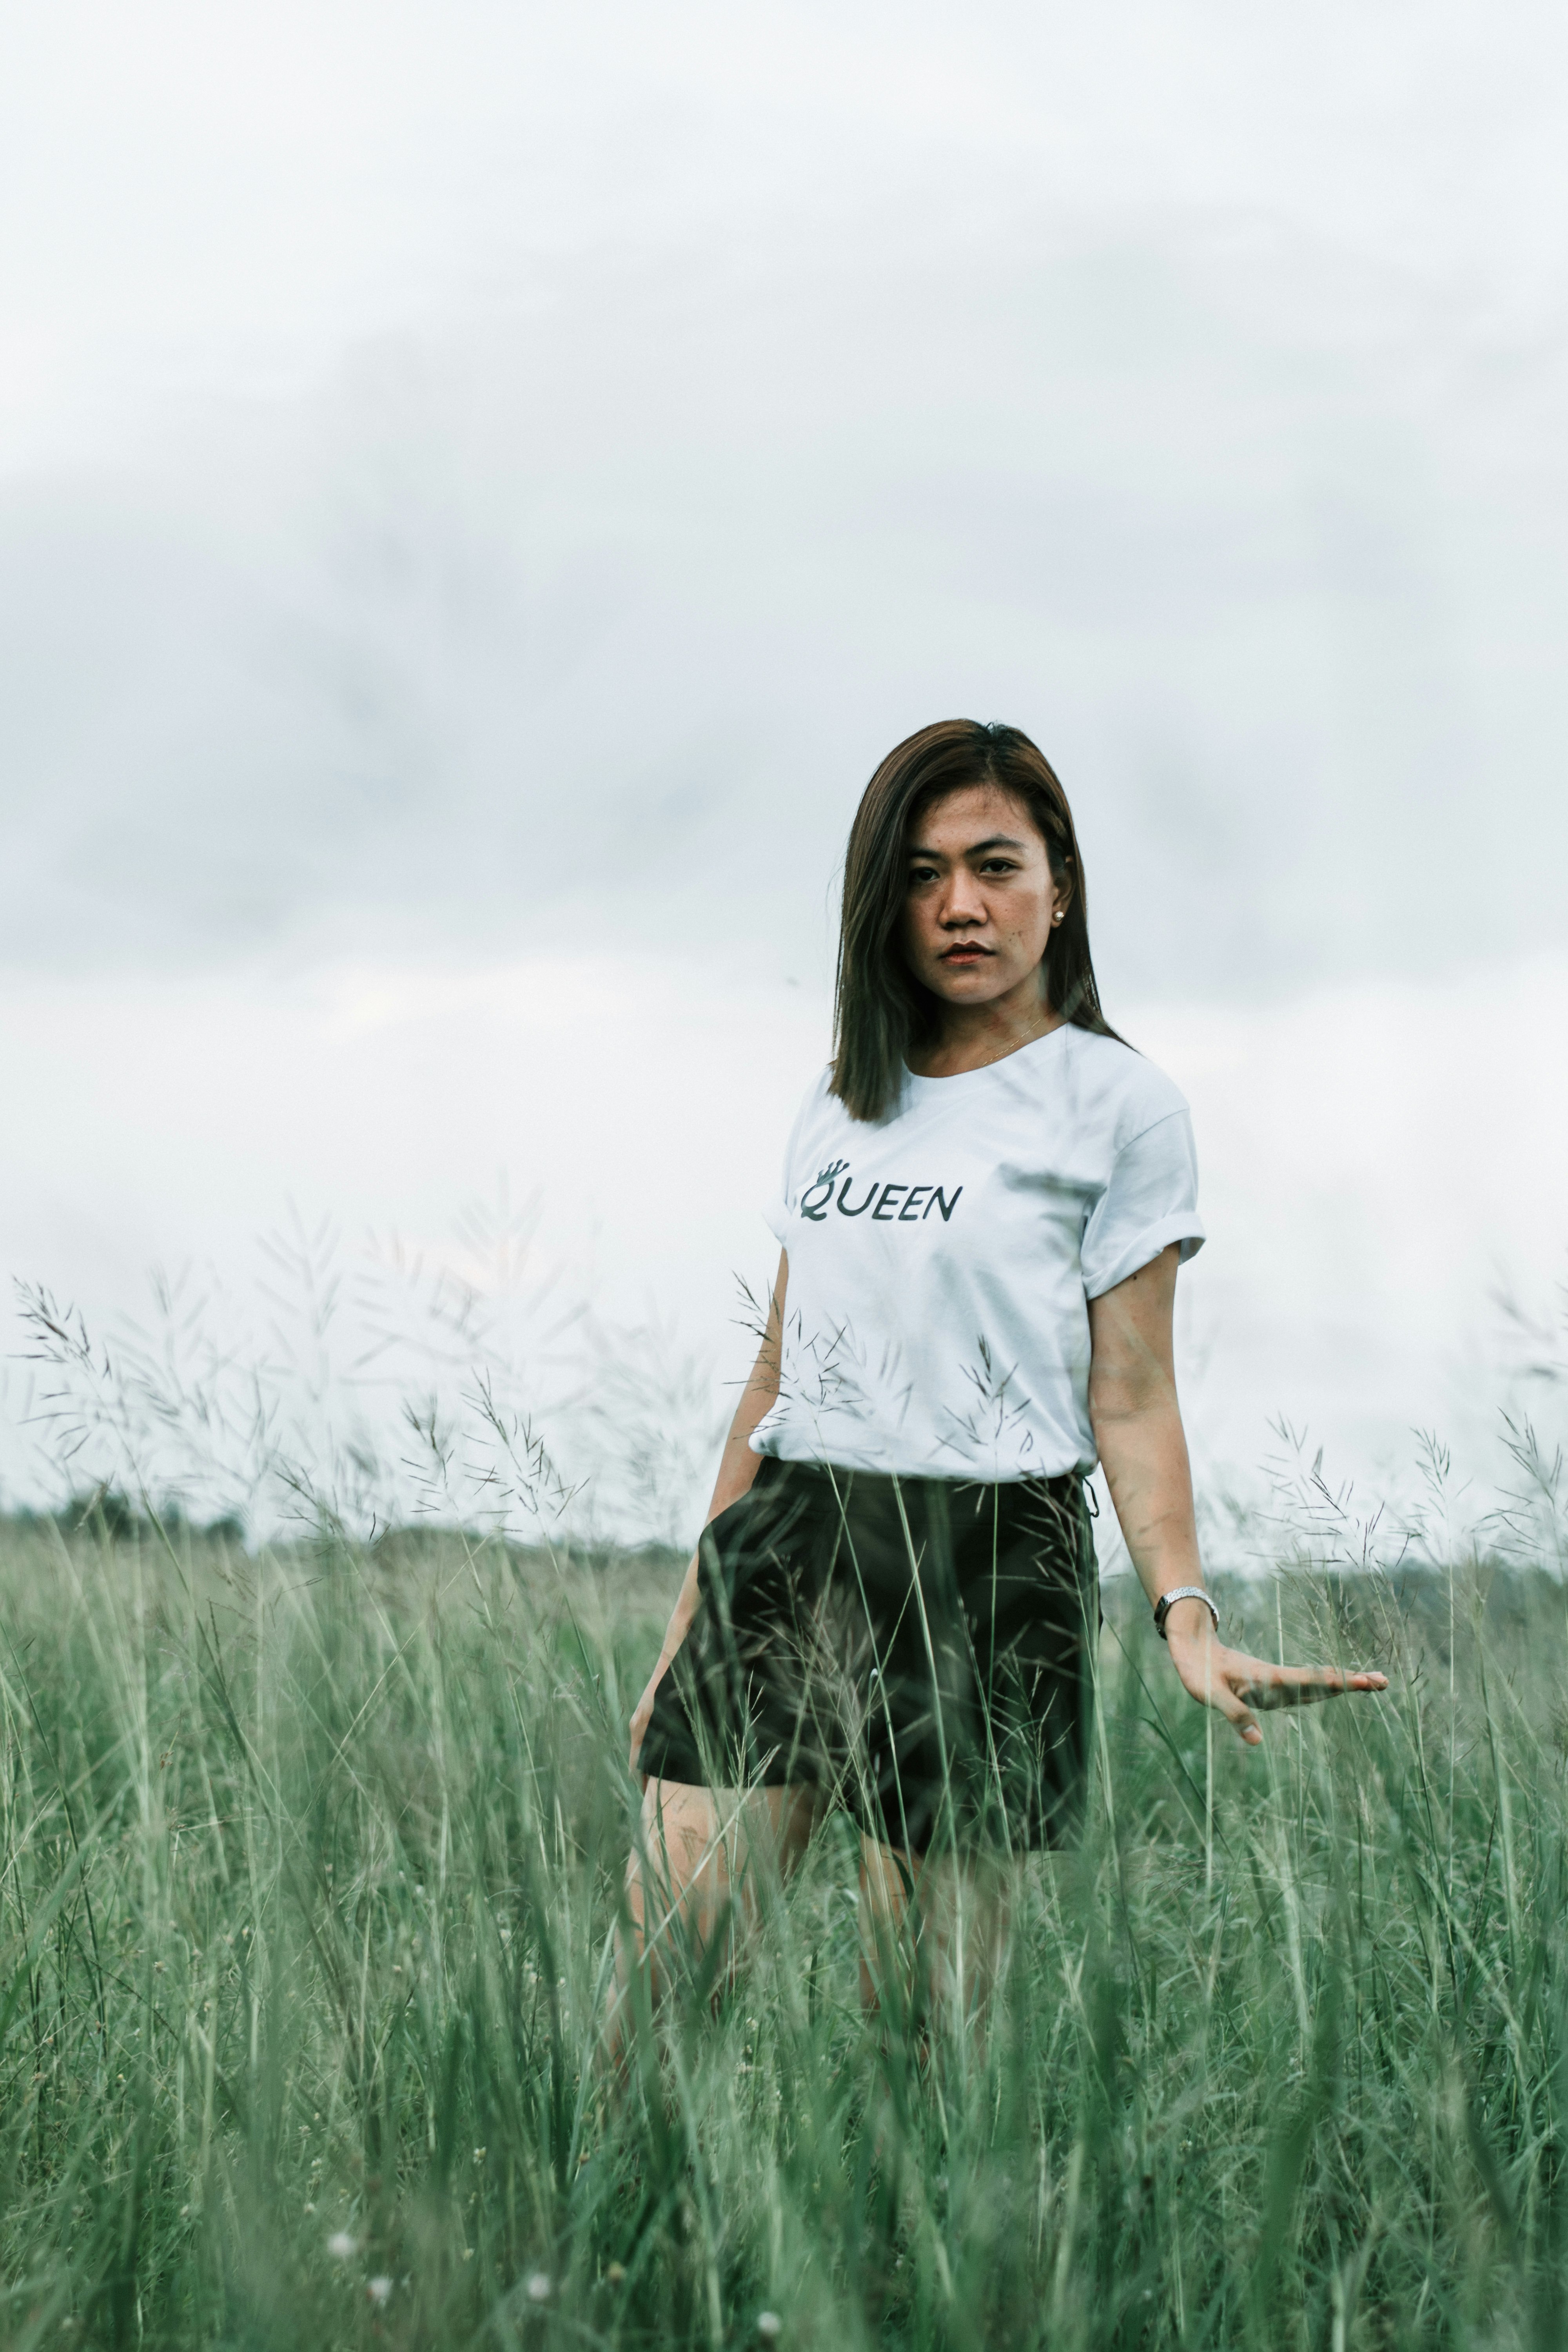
{"left": 4, "top": 0, "right": 1564, "bottom": 1522}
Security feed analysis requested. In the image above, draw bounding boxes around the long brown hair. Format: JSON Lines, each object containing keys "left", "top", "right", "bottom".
{"left": 830, "top": 719, "right": 1119, "bottom": 1123}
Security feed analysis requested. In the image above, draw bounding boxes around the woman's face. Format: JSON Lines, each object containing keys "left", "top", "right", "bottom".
{"left": 900, "top": 783, "right": 1065, "bottom": 1011}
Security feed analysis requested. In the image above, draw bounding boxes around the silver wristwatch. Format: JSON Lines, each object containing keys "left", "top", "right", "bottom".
{"left": 1154, "top": 1586, "right": 1220, "bottom": 1641}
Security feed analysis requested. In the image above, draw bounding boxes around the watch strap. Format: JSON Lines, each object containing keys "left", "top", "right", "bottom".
{"left": 1154, "top": 1586, "right": 1220, "bottom": 1641}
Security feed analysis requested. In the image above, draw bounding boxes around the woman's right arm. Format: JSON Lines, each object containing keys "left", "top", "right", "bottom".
{"left": 628, "top": 1249, "right": 789, "bottom": 1776}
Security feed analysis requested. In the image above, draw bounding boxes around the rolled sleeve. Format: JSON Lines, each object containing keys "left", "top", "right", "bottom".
{"left": 1080, "top": 1110, "right": 1206, "bottom": 1301}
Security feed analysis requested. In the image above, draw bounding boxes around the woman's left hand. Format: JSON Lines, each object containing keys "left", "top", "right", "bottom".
{"left": 1164, "top": 1621, "right": 1389, "bottom": 1746}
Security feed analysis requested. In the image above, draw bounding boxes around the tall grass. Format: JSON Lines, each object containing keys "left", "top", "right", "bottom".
{"left": 1, "top": 1497, "right": 1565, "bottom": 2348}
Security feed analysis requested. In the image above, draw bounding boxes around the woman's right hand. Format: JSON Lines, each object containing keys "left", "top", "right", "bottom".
{"left": 626, "top": 1259, "right": 783, "bottom": 1782}
{"left": 628, "top": 1664, "right": 666, "bottom": 1780}
{"left": 628, "top": 1547, "right": 702, "bottom": 1778}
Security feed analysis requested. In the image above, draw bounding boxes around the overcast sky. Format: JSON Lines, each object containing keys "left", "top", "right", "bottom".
{"left": 4, "top": 0, "right": 1566, "bottom": 1532}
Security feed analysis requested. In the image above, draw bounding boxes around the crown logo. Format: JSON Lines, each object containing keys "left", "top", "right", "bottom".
{"left": 799, "top": 1159, "right": 849, "bottom": 1221}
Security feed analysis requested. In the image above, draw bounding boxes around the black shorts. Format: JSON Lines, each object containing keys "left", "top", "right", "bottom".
{"left": 639, "top": 1455, "right": 1100, "bottom": 1853}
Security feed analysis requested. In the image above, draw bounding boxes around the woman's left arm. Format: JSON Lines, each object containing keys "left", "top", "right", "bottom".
{"left": 1087, "top": 1245, "right": 1388, "bottom": 1745}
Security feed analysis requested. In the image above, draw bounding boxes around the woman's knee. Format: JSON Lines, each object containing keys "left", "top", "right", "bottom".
{"left": 626, "top": 1778, "right": 822, "bottom": 1958}
{"left": 630, "top": 1781, "right": 724, "bottom": 1921}
{"left": 857, "top": 1837, "right": 1014, "bottom": 2018}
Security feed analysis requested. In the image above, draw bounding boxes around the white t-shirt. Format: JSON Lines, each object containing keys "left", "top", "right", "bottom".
{"left": 751, "top": 1024, "right": 1204, "bottom": 1483}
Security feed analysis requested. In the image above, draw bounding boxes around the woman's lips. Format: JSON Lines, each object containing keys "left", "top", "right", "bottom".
{"left": 940, "top": 944, "right": 990, "bottom": 961}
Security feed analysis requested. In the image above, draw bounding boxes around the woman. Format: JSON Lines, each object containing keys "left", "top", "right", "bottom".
{"left": 623, "top": 719, "right": 1387, "bottom": 2005}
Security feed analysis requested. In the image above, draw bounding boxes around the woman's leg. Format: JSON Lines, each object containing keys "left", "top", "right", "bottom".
{"left": 614, "top": 1777, "right": 823, "bottom": 2031}
{"left": 858, "top": 1835, "right": 1013, "bottom": 2033}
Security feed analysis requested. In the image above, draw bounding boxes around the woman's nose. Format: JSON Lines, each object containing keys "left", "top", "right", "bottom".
{"left": 939, "top": 875, "right": 986, "bottom": 927}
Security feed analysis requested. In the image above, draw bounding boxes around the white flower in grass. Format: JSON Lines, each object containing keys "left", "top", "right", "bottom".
{"left": 757, "top": 2315, "right": 783, "bottom": 2340}
{"left": 525, "top": 2272, "right": 553, "bottom": 2303}
{"left": 327, "top": 2231, "right": 358, "bottom": 2260}
{"left": 367, "top": 2277, "right": 393, "bottom": 2306}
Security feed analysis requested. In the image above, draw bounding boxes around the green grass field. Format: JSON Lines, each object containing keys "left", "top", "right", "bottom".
{"left": 1, "top": 1508, "right": 1565, "bottom": 2349}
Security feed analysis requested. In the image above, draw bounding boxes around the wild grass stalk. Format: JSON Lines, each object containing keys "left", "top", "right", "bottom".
{"left": 0, "top": 1506, "right": 1564, "bottom": 2348}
